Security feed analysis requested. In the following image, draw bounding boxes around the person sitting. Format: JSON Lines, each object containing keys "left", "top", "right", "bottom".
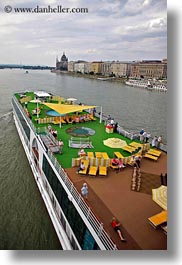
{"left": 58, "top": 139, "right": 64, "bottom": 147}
{"left": 52, "top": 130, "right": 57, "bottom": 139}
{"left": 77, "top": 161, "right": 85, "bottom": 174}
{"left": 78, "top": 148, "right": 86, "bottom": 157}
{"left": 48, "top": 124, "right": 52, "bottom": 132}
{"left": 111, "top": 217, "right": 126, "bottom": 242}
{"left": 116, "top": 158, "right": 126, "bottom": 173}
{"left": 111, "top": 158, "right": 119, "bottom": 166}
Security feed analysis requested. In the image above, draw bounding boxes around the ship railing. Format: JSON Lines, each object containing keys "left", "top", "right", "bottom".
{"left": 47, "top": 150, "right": 117, "bottom": 250}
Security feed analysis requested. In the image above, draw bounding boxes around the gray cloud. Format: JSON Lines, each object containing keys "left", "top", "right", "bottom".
{"left": 0, "top": 0, "right": 167, "bottom": 65}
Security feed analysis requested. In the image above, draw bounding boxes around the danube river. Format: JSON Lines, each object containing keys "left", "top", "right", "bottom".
{"left": 0, "top": 69, "right": 167, "bottom": 249}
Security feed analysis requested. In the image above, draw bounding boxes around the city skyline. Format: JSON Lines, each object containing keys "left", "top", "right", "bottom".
{"left": 0, "top": 0, "right": 167, "bottom": 66}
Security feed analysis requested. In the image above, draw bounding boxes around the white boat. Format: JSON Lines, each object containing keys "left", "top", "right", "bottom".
{"left": 125, "top": 79, "right": 167, "bottom": 91}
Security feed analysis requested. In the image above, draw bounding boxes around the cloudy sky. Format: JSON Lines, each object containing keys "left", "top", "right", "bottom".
{"left": 0, "top": 0, "right": 167, "bottom": 66}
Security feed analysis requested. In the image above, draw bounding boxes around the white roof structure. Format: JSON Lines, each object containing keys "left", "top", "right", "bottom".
{"left": 34, "top": 91, "right": 51, "bottom": 97}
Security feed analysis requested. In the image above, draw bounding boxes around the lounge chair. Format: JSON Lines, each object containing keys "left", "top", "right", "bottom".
{"left": 161, "top": 225, "right": 167, "bottom": 235}
{"left": 121, "top": 145, "right": 137, "bottom": 153}
{"left": 129, "top": 142, "right": 143, "bottom": 148}
{"left": 95, "top": 152, "right": 102, "bottom": 159}
{"left": 99, "top": 166, "right": 107, "bottom": 176}
{"left": 87, "top": 152, "right": 94, "bottom": 158}
{"left": 88, "top": 166, "right": 98, "bottom": 176}
{"left": 114, "top": 152, "right": 123, "bottom": 159}
{"left": 102, "top": 152, "right": 109, "bottom": 159}
{"left": 109, "top": 160, "right": 119, "bottom": 170}
{"left": 148, "top": 210, "right": 167, "bottom": 229}
{"left": 79, "top": 160, "right": 89, "bottom": 175}
{"left": 144, "top": 153, "right": 158, "bottom": 161}
{"left": 147, "top": 149, "right": 162, "bottom": 157}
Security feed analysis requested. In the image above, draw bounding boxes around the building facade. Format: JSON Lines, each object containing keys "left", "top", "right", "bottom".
{"left": 90, "top": 62, "right": 102, "bottom": 74}
{"left": 110, "top": 62, "right": 131, "bottom": 77}
{"left": 56, "top": 52, "right": 68, "bottom": 71}
{"left": 130, "top": 60, "right": 167, "bottom": 79}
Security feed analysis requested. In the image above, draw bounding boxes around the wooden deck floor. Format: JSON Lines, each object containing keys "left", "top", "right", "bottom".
{"left": 65, "top": 151, "right": 167, "bottom": 250}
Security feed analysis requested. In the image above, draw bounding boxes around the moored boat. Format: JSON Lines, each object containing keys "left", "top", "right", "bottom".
{"left": 12, "top": 91, "right": 167, "bottom": 250}
{"left": 125, "top": 79, "right": 167, "bottom": 91}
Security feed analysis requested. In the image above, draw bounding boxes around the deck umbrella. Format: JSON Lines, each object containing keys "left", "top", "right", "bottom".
{"left": 66, "top": 98, "right": 77, "bottom": 101}
{"left": 103, "top": 138, "right": 127, "bottom": 148}
{"left": 152, "top": 185, "right": 167, "bottom": 210}
{"left": 30, "top": 99, "right": 42, "bottom": 103}
{"left": 43, "top": 102, "right": 97, "bottom": 115}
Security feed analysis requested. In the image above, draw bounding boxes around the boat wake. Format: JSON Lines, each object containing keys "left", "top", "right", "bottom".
{"left": 0, "top": 110, "right": 13, "bottom": 122}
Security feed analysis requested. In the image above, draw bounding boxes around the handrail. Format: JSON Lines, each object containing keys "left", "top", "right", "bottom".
{"left": 13, "top": 92, "right": 167, "bottom": 249}
{"left": 47, "top": 149, "right": 117, "bottom": 250}
{"left": 13, "top": 96, "right": 117, "bottom": 250}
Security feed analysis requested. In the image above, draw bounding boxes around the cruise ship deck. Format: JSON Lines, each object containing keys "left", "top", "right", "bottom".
{"left": 66, "top": 152, "right": 167, "bottom": 250}
{"left": 13, "top": 91, "right": 167, "bottom": 250}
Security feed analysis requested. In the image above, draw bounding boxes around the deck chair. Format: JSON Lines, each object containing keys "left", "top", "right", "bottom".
{"left": 161, "top": 225, "right": 167, "bottom": 235}
{"left": 144, "top": 153, "right": 158, "bottom": 161}
{"left": 109, "top": 160, "right": 119, "bottom": 170}
{"left": 147, "top": 149, "right": 162, "bottom": 157}
{"left": 87, "top": 152, "right": 94, "bottom": 158}
{"left": 102, "top": 152, "right": 109, "bottom": 159}
{"left": 79, "top": 160, "right": 89, "bottom": 175}
{"left": 129, "top": 142, "right": 143, "bottom": 148}
{"left": 114, "top": 152, "right": 123, "bottom": 159}
{"left": 121, "top": 145, "right": 137, "bottom": 153}
{"left": 95, "top": 152, "right": 102, "bottom": 159}
{"left": 88, "top": 166, "right": 98, "bottom": 176}
{"left": 148, "top": 210, "right": 167, "bottom": 229}
{"left": 99, "top": 166, "right": 107, "bottom": 176}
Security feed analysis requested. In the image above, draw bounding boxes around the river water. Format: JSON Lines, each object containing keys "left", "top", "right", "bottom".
{"left": 0, "top": 69, "right": 167, "bottom": 249}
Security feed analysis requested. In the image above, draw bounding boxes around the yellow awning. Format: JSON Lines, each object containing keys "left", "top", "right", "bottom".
{"left": 43, "top": 102, "right": 97, "bottom": 115}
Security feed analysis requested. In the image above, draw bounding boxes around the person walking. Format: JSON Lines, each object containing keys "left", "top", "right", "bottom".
{"left": 81, "top": 183, "right": 88, "bottom": 199}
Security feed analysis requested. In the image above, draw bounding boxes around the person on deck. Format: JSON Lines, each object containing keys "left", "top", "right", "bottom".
{"left": 116, "top": 158, "right": 126, "bottom": 173}
{"left": 78, "top": 148, "right": 86, "bottom": 157}
{"left": 77, "top": 161, "right": 85, "bottom": 174}
{"left": 111, "top": 217, "right": 126, "bottom": 242}
{"left": 81, "top": 183, "right": 88, "bottom": 199}
{"left": 111, "top": 158, "right": 119, "bottom": 166}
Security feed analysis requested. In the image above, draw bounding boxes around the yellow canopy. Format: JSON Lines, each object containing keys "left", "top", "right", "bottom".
{"left": 43, "top": 102, "right": 97, "bottom": 115}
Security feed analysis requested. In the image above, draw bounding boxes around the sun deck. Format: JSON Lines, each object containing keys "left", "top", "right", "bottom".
{"left": 15, "top": 92, "right": 167, "bottom": 250}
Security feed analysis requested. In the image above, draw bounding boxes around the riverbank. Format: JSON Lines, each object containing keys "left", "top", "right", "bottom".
{"left": 51, "top": 69, "right": 127, "bottom": 83}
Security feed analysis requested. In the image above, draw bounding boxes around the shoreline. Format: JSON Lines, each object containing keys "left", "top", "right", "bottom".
{"left": 51, "top": 69, "right": 127, "bottom": 83}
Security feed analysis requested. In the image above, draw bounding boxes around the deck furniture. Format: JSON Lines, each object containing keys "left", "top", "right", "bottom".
{"left": 129, "top": 142, "right": 143, "bottom": 148}
{"left": 114, "top": 152, "right": 123, "bottom": 159}
{"left": 161, "top": 225, "right": 167, "bottom": 235}
{"left": 99, "top": 166, "right": 107, "bottom": 176}
{"left": 148, "top": 210, "right": 167, "bottom": 229}
{"left": 144, "top": 153, "right": 158, "bottom": 161}
{"left": 95, "top": 152, "right": 102, "bottom": 159}
{"left": 69, "top": 137, "right": 93, "bottom": 148}
{"left": 40, "top": 135, "right": 60, "bottom": 154}
{"left": 109, "top": 160, "right": 119, "bottom": 170}
{"left": 147, "top": 149, "right": 162, "bottom": 157}
{"left": 87, "top": 152, "right": 94, "bottom": 158}
{"left": 102, "top": 152, "right": 109, "bottom": 159}
{"left": 121, "top": 145, "right": 137, "bottom": 153}
{"left": 79, "top": 160, "right": 89, "bottom": 175}
{"left": 88, "top": 166, "right": 98, "bottom": 176}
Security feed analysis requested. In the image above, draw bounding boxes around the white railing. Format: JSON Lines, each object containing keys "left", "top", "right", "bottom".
{"left": 47, "top": 149, "right": 117, "bottom": 250}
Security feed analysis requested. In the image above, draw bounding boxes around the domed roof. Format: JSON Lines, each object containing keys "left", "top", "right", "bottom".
{"left": 61, "top": 52, "right": 67, "bottom": 61}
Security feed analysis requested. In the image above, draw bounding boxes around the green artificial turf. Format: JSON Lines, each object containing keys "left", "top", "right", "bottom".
{"left": 19, "top": 93, "right": 142, "bottom": 169}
